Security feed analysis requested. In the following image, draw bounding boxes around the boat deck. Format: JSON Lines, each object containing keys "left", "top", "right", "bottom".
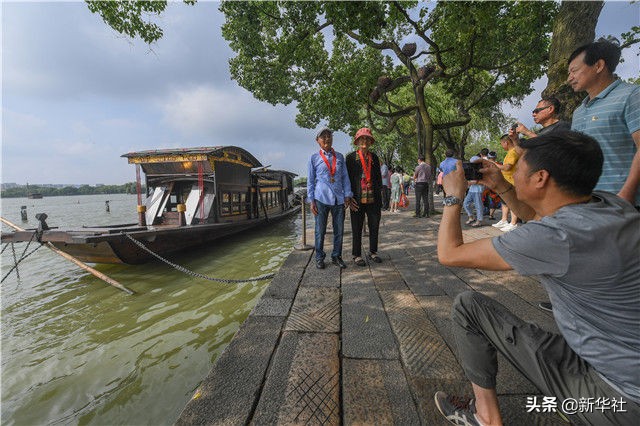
{"left": 176, "top": 198, "right": 565, "bottom": 425}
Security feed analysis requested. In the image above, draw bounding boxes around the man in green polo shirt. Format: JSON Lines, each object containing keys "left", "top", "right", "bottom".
{"left": 568, "top": 38, "right": 640, "bottom": 207}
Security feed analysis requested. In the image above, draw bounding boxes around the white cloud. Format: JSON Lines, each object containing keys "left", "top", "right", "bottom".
{"left": 2, "top": 109, "right": 47, "bottom": 132}
{"left": 52, "top": 140, "right": 95, "bottom": 156}
{"left": 159, "top": 84, "right": 299, "bottom": 139}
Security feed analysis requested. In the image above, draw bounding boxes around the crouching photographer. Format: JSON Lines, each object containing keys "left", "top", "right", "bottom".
{"left": 434, "top": 131, "right": 640, "bottom": 426}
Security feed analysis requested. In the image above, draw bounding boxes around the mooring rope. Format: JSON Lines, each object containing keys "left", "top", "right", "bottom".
{"left": 123, "top": 233, "right": 276, "bottom": 284}
{"left": 1, "top": 238, "right": 43, "bottom": 283}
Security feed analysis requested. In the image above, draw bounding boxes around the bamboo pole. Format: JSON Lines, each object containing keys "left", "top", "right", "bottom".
{"left": 1, "top": 216, "right": 135, "bottom": 295}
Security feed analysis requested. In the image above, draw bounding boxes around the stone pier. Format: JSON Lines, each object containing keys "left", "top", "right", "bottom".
{"left": 176, "top": 198, "right": 564, "bottom": 425}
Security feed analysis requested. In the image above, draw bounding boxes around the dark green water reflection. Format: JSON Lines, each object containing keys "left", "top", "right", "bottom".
{"left": 1, "top": 194, "right": 301, "bottom": 425}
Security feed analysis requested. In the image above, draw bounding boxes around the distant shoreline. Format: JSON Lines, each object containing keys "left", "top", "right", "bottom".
{"left": 1, "top": 183, "right": 143, "bottom": 198}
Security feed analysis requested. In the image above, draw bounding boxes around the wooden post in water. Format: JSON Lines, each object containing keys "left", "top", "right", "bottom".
{"left": 0, "top": 217, "right": 135, "bottom": 295}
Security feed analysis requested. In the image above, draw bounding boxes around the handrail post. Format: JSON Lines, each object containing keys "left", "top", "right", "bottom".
{"left": 294, "top": 192, "right": 312, "bottom": 251}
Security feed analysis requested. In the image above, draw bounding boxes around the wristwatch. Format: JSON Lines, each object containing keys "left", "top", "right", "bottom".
{"left": 443, "top": 196, "right": 462, "bottom": 206}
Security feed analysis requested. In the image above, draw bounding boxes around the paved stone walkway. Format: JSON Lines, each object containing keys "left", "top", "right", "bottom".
{"left": 177, "top": 198, "right": 565, "bottom": 425}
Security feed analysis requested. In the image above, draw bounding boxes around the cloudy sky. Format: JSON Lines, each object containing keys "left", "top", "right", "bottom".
{"left": 2, "top": 1, "right": 638, "bottom": 185}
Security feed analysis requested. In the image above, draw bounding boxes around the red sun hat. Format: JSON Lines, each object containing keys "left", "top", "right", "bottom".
{"left": 354, "top": 127, "right": 375, "bottom": 145}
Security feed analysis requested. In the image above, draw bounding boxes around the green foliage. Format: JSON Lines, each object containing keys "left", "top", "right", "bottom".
{"left": 85, "top": 1, "right": 195, "bottom": 44}
{"left": 220, "top": 1, "right": 557, "bottom": 161}
{"left": 294, "top": 176, "right": 307, "bottom": 187}
{"left": 1, "top": 183, "right": 141, "bottom": 198}
{"left": 430, "top": 1, "right": 555, "bottom": 108}
{"left": 621, "top": 25, "right": 640, "bottom": 49}
{"left": 86, "top": 0, "right": 560, "bottom": 164}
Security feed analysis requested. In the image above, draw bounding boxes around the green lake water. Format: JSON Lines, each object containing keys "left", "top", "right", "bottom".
{"left": 0, "top": 194, "right": 303, "bottom": 425}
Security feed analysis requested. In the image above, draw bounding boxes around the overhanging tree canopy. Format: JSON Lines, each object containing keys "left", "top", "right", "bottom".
{"left": 219, "top": 0, "right": 558, "bottom": 164}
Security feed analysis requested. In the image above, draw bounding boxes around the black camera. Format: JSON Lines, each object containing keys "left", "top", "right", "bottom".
{"left": 510, "top": 123, "right": 518, "bottom": 132}
{"left": 462, "top": 162, "right": 482, "bottom": 181}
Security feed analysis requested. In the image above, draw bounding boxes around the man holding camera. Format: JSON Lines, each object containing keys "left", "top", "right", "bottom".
{"left": 434, "top": 131, "right": 639, "bottom": 426}
{"left": 511, "top": 97, "right": 571, "bottom": 140}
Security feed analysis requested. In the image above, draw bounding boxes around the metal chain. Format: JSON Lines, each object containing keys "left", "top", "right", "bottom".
{"left": 123, "top": 233, "right": 276, "bottom": 283}
{"left": 11, "top": 243, "right": 20, "bottom": 280}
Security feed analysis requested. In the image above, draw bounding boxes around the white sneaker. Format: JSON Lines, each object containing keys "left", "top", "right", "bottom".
{"left": 501, "top": 223, "right": 517, "bottom": 232}
{"left": 492, "top": 220, "right": 507, "bottom": 228}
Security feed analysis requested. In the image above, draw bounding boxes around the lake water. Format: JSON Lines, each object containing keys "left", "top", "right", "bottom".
{"left": 1, "top": 194, "right": 303, "bottom": 425}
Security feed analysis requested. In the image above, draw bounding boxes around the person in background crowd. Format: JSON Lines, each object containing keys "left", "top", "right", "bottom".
{"left": 462, "top": 148, "right": 487, "bottom": 227}
{"left": 482, "top": 151, "right": 501, "bottom": 220}
{"left": 434, "top": 131, "right": 640, "bottom": 426}
{"left": 380, "top": 161, "right": 391, "bottom": 210}
{"left": 389, "top": 166, "right": 404, "bottom": 213}
{"left": 439, "top": 149, "right": 458, "bottom": 175}
{"left": 568, "top": 38, "right": 640, "bottom": 207}
{"left": 307, "top": 127, "right": 353, "bottom": 270}
{"left": 492, "top": 137, "right": 519, "bottom": 232}
{"left": 346, "top": 128, "right": 384, "bottom": 267}
{"left": 511, "top": 96, "right": 571, "bottom": 141}
{"left": 435, "top": 167, "right": 444, "bottom": 195}
{"left": 403, "top": 169, "right": 412, "bottom": 196}
{"left": 438, "top": 149, "right": 458, "bottom": 197}
{"left": 413, "top": 156, "right": 432, "bottom": 217}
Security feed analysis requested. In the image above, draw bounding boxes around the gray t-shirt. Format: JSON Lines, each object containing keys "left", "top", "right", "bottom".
{"left": 492, "top": 192, "right": 640, "bottom": 401}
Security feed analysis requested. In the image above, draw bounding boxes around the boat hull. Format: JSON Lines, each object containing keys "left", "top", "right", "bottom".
{"left": 4, "top": 206, "right": 301, "bottom": 265}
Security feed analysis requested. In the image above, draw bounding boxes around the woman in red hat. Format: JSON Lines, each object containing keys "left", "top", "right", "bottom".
{"left": 346, "top": 127, "right": 384, "bottom": 266}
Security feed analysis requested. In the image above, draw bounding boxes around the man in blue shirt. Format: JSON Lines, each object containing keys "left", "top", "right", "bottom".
{"left": 439, "top": 149, "right": 458, "bottom": 176}
{"left": 306, "top": 127, "right": 353, "bottom": 269}
{"left": 568, "top": 39, "right": 640, "bottom": 206}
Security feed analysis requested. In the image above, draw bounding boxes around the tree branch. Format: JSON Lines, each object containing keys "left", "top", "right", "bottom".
{"left": 391, "top": 1, "right": 447, "bottom": 72}
{"left": 463, "top": 73, "right": 501, "bottom": 111}
{"left": 369, "top": 101, "right": 417, "bottom": 119}
{"left": 433, "top": 116, "right": 472, "bottom": 130}
{"left": 621, "top": 37, "right": 640, "bottom": 49}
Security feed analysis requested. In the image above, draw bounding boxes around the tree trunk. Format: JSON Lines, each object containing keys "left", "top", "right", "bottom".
{"left": 542, "top": 0, "right": 603, "bottom": 121}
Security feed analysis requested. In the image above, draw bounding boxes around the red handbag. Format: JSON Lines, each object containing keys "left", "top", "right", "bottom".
{"left": 399, "top": 193, "right": 409, "bottom": 208}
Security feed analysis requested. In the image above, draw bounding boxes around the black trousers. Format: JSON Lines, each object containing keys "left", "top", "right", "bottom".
{"left": 414, "top": 182, "right": 429, "bottom": 216}
{"left": 381, "top": 186, "right": 391, "bottom": 210}
{"left": 350, "top": 203, "right": 381, "bottom": 258}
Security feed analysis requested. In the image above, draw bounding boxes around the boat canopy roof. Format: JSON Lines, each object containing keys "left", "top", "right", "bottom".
{"left": 253, "top": 169, "right": 298, "bottom": 179}
{"left": 121, "top": 146, "right": 262, "bottom": 168}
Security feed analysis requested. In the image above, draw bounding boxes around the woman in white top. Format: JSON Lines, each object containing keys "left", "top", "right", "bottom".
{"left": 389, "top": 167, "right": 404, "bottom": 213}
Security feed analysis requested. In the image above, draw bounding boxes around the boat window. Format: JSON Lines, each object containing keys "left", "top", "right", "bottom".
{"left": 221, "top": 191, "right": 246, "bottom": 216}
{"left": 232, "top": 193, "right": 240, "bottom": 213}
{"left": 240, "top": 193, "right": 247, "bottom": 213}
{"left": 221, "top": 192, "right": 231, "bottom": 215}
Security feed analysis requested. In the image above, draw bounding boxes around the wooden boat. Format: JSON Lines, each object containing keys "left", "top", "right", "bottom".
{"left": 2, "top": 146, "right": 301, "bottom": 264}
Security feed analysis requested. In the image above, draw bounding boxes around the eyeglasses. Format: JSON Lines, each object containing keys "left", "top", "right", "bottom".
{"left": 532, "top": 105, "right": 551, "bottom": 114}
